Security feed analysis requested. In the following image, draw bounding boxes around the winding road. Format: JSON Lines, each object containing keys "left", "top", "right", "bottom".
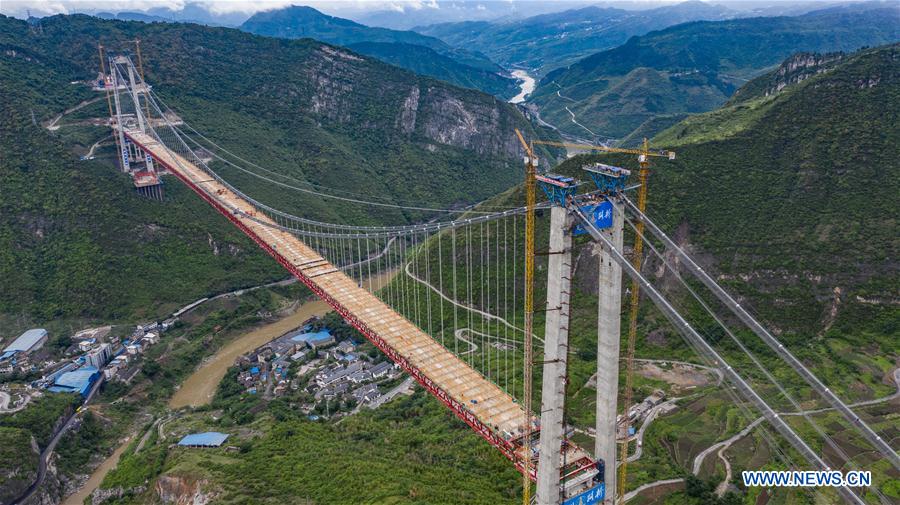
{"left": 626, "top": 398, "right": 680, "bottom": 463}
{"left": 84, "top": 134, "right": 112, "bottom": 158}
{"left": 403, "top": 260, "right": 545, "bottom": 345}
{"left": 628, "top": 368, "right": 900, "bottom": 502}
{"left": 0, "top": 391, "right": 30, "bottom": 413}
{"left": 10, "top": 376, "right": 104, "bottom": 505}
{"left": 44, "top": 96, "right": 104, "bottom": 131}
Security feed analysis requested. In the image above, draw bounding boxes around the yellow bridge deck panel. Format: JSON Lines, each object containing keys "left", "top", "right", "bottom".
{"left": 126, "top": 129, "right": 594, "bottom": 478}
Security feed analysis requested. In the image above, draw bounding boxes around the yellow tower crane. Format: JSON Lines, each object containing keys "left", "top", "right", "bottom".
{"left": 133, "top": 39, "right": 151, "bottom": 121}
{"left": 514, "top": 129, "right": 537, "bottom": 505}
{"left": 532, "top": 138, "right": 674, "bottom": 503}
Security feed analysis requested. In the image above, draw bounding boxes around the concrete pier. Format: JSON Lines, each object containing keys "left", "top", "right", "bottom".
{"left": 595, "top": 199, "right": 624, "bottom": 502}
{"left": 536, "top": 205, "right": 574, "bottom": 505}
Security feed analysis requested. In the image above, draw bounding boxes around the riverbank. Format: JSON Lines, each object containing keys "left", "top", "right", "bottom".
{"left": 61, "top": 436, "right": 133, "bottom": 505}
{"left": 509, "top": 69, "right": 535, "bottom": 104}
{"left": 168, "top": 300, "right": 329, "bottom": 409}
{"left": 169, "top": 269, "right": 397, "bottom": 409}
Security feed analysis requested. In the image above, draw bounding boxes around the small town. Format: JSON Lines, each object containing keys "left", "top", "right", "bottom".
{"left": 231, "top": 316, "right": 409, "bottom": 419}
{"left": 0, "top": 319, "right": 174, "bottom": 411}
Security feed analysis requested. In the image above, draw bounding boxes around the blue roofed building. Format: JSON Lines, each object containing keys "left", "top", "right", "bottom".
{"left": 48, "top": 366, "right": 100, "bottom": 397}
{"left": 289, "top": 329, "right": 335, "bottom": 349}
{"left": 178, "top": 432, "right": 230, "bottom": 447}
{"left": 2, "top": 329, "right": 49, "bottom": 361}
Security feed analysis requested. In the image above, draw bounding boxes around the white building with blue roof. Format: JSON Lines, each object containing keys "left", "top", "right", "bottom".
{"left": 1, "top": 328, "right": 48, "bottom": 361}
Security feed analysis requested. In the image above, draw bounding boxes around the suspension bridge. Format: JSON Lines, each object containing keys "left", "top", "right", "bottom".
{"left": 97, "top": 52, "right": 897, "bottom": 505}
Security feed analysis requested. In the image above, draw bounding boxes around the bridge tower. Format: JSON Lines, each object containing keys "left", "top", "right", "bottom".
{"left": 109, "top": 56, "right": 130, "bottom": 173}
{"left": 584, "top": 163, "right": 630, "bottom": 504}
{"left": 534, "top": 174, "right": 579, "bottom": 505}
{"left": 106, "top": 54, "right": 163, "bottom": 200}
{"left": 534, "top": 166, "right": 627, "bottom": 505}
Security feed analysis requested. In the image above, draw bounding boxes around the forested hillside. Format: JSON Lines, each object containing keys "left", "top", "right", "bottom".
{"left": 0, "top": 52, "right": 283, "bottom": 323}
{"left": 239, "top": 5, "right": 516, "bottom": 97}
{"left": 529, "top": 3, "right": 900, "bottom": 139}
{"left": 0, "top": 13, "right": 552, "bottom": 326}
{"left": 651, "top": 43, "right": 899, "bottom": 330}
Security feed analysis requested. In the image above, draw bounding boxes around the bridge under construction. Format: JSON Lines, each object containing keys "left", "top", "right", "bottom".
{"left": 98, "top": 52, "right": 898, "bottom": 505}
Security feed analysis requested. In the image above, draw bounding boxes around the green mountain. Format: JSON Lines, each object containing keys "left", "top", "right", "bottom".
{"left": 239, "top": 5, "right": 516, "bottom": 96}
{"left": 529, "top": 3, "right": 900, "bottom": 140}
{"left": 415, "top": 1, "right": 739, "bottom": 75}
{"left": 0, "top": 13, "right": 553, "bottom": 326}
{"left": 347, "top": 41, "right": 518, "bottom": 98}
{"left": 650, "top": 43, "right": 899, "bottom": 325}
{"left": 383, "top": 43, "right": 899, "bottom": 500}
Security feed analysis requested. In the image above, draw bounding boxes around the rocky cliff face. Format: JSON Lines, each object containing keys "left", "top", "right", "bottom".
{"left": 155, "top": 475, "right": 217, "bottom": 505}
{"left": 0, "top": 433, "right": 39, "bottom": 504}
{"left": 292, "top": 44, "right": 535, "bottom": 161}
{"left": 762, "top": 52, "right": 845, "bottom": 96}
{"left": 730, "top": 51, "right": 846, "bottom": 103}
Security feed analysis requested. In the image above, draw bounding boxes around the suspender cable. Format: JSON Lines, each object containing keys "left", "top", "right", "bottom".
{"left": 453, "top": 227, "right": 459, "bottom": 358}
{"left": 437, "top": 231, "right": 445, "bottom": 347}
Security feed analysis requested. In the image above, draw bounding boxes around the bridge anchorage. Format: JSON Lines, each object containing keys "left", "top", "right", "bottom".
{"left": 101, "top": 50, "right": 896, "bottom": 505}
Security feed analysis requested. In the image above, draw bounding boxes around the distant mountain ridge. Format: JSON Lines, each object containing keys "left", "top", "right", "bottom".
{"left": 415, "top": 0, "right": 741, "bottom": 74}
{"left": 653, "top": 44, "right": 899, "bottom": 147}
{"left": 346, "top": 41, "right": 519, "bottom": 98}
{"left": 528, "top": 3, "right": 900, "bottom": 140}
{"left": 239, "top": 5, "right": 517, "bottom": 97}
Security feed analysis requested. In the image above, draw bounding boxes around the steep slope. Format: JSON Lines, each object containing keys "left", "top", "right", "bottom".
{"left": 0, "top": 14, "right": 553, "bottom": 324}
{"left": 650, "top": 44, "right": 899, "bottom": 328}
{"left": 347, "top": 41, "right": 518, "bottom": 98}
{"left": 530, "top": 3, "right": 900, "bottom": 139}
{"left": 416, "top": 1, "right": 739, "bottom": 75}
{"left": 239, "top": 5, "right": 515, "bottom": 96}
{"left": 0, "top": 32, "right": 284, "bottom": 323}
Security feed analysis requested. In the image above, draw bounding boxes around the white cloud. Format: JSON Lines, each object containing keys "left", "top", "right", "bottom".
{"left": 3, "top": 0, "right": 189, "bottom": 16}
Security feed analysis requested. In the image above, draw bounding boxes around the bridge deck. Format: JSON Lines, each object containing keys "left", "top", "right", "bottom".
{"left": 125, "top": 129, "right": 595, "bottom": 482}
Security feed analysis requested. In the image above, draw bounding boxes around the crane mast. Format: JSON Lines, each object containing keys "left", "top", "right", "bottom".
{"left": 515, "top": 129, "right": 537, "bottom": 505}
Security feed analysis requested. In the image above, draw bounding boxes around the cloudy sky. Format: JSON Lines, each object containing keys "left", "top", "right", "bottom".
{"left": 0, "top": 0, "right": 842, "bottom": 22}
{"left": 4, "top": 0, "right": 475, "bottom": 17}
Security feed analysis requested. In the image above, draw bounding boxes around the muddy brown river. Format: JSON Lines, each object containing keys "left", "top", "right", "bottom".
{"left": 169, "top": 269, "right": 397, "bottom": 409}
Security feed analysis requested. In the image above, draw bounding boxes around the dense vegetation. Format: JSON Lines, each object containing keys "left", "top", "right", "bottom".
{"left": 651, "top": 44, "right": 899, "bottom": 294}
{"left": 239, "top": 5, "right": 516, "bottom": 96}
{"left": 529, "top": 3, "right": 900, "bottom": 139}
{"left": 347, "top": 41, "right": 518, "bottom": 98}
{"left": 0, "top": 393, "right": 80, "bottom": 448}
{"left": 0, "top": 13, "right": 552, "bottom": 327}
